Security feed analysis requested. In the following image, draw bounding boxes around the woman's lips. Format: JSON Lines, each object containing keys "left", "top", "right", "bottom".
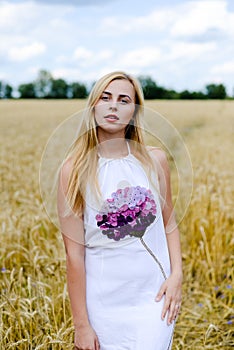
{"left": 104, "top": 114, "right": 119, "bottom": 122}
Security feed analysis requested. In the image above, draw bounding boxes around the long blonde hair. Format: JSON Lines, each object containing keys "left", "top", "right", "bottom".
{"left": 64, "top": 71, "right": 155, "bottom": 215}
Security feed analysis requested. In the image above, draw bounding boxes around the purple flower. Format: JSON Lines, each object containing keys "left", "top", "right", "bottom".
{"left": 96, "top": 186, "right": 157, "bottom": 240}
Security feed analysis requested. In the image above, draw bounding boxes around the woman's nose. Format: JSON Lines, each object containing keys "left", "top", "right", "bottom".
{"left": 109, "top": 99, "right": 118, "bottom": 110}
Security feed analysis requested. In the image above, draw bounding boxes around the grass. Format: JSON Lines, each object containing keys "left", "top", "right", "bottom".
{"left": 0, "top": 99, "right": 233, "bottom": 349}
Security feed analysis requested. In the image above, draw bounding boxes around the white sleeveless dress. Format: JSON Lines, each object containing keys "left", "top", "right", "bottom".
{"left": 84, "top": 143, "right": 175, "bottom": 350}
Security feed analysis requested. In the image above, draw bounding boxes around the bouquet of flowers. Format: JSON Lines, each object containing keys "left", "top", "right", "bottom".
{"left": 96, "top": 186, "right": 157, "bottom": 241}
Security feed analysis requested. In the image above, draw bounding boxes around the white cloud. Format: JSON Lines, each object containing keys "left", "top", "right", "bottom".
{"left": 120, "top": 47, "right": 162, "bottom": 68}
{"left": 50, "top": 18, "right": 70, "bottom": 29}
{"left": 34, "top": 0, "right": 117, "bottom": 6}
{"left": 168, "top": 41, "right": 217, "bottom": 60}
{"left": 8, "top": 42, "right": 46, "bottom": 62}
{"left": 0, "top": 2, "right": 28, "bottom": 31}
{"left": 99, "top": 9, "right": 172, "bottom": 34}
{"left": 211, "top": 61, "right": 234, "bottom": 74}
{"left": 51, "top": 67, "right": 82, "bottom": 80}
{"left": 0, "top": 71, "right": 7, "bottom": 80}
{"left": 0, "top": 2, "right": 48, "bottom": 34}
{"left": 0, "top": 1, "right": 75, "bottom": 39}
{"left": 95, "top": 50, "right": 113, "bottom": 61}
{"left": 99, "top": 0, "right": 234, "bottom": 43}
{"left": 55, "top": 55, "right": 69, "bottom": 64}
{"left": 0, "top": 1, "right": 73, "bottom": 63}
{"left": 73, "top": 47, "right": 93, "bottom": 60}
{"left": 73, "top": 47, "right": 113, "bottom": 67}
{"left": 170, "top": 1, "right": 229, "bottom": 37}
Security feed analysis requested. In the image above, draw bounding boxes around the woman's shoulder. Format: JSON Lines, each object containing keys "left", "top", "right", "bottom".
{"left": 146, "top": 146, "right": 168, "bottom": 165}
{"left": 145, "top": 146, "right": 171, "bottom": 181}
{"left": 59, "top": 157, "right": 74, "bottom": 188}
{"left": 60, "top": 157, "right": 73, "bottom": 174}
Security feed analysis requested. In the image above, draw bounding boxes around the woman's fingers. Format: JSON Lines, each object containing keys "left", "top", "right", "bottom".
{"left": 95, "top": 337, "right": 100, "bottom": 350}
{"left": 161, "top": 294, "right": 171, "bottom": 321}
{"left": 167, "top": 301, "right": 181, "bottom": 325}
{"left": 155, "top": 277, "right": 182, "bottom": 325}
{"left": 167, "top": 300, "right": 176, "bottom": 324}
{"left": 155, "top": 282, "right": 167, "bottom": 301}
{"left": 74, "top": 341, "right": 99, "bottom": 350}
{"left": 155, "top": 281, "right": 172, "bottom": 321}
{"left": 156, "top": 288, "right": 181, "bottom": 324}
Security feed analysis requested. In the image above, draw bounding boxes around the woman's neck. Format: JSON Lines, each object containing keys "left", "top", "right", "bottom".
{"left": 97, "top": 136, "right": 129, "bottom": 159}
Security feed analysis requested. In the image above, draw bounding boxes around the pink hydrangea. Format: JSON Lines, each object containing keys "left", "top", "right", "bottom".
{"left": 96, "top": 186, "right": 157, "bottom": 241}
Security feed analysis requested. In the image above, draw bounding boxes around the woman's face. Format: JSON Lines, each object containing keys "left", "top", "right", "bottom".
{"left": 94, "top": 79, "right": 136, "bottom": 137}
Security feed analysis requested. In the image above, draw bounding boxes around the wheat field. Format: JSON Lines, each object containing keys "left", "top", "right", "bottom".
{"left": 0, "top": 100, "right": 233, "bottom": 349}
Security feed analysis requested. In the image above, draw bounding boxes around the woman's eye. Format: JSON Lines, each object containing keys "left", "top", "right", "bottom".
{"left": 101, "top": 95, "right": 109, "bottom": 101}
{"left": 120, "top": 99, "right": 128, "bottom": 104}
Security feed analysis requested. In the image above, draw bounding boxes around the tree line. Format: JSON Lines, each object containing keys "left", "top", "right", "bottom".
{"left": 0, "top": 69, "right": 231, "bottom": 100}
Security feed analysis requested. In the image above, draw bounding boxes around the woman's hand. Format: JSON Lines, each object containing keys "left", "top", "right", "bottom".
{"left": 155, "top": 272, "right": 182, "bottom": 325}
{"left": 74, "top": 325, "right": 100, "bottom": 350}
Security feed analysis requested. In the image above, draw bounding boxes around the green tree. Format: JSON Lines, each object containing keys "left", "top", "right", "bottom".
{"left": 138, "top": 76, "right": 168, "bottom": 99}
{"left": 192, "top": 91, "right": 207, "bottom": 99}
{"left": 163, "top": 89, "right": 179, "bottom": 99}
{"left": 0, "top": 81, "right": 13, "bottom": 98}
{"left": 180, "top": 90, "right": 193, "bottom": 99}
{"left": 180, "top": 90, "right": 207, "bottom": 100}
{"left": 18, "top": 83, "right": 36, "bottom": 98}
{"left": 70, "top": 82, "right": 88, "bottom": 98}
{"left": 5, "top": 84, "right": 13, "bottom": 98}
{"left": 205, "top": 84, "right": 227, "bottom": 99}
{"left": 34, "top": 69, "right": 53, "bottom": 98}
{"left": 49, "top": 78, "right": 68, "bottom": 98}
{"left": 0, "top": 81, "right": 4, "bottom": 98}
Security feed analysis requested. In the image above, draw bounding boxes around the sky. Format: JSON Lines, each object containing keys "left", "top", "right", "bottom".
{"left": 0, "top": 0, "right": 234, "bottom": 95}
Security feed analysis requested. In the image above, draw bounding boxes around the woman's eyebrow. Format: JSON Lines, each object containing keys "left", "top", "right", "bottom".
{"left": 119, "top": 94, "right": 132, "bottom": 101}
{"left": 102, "top": 90, "right": 132, "bottom": 101}
{"left": 102, "top": 90, "right": 112, "bottom": 95}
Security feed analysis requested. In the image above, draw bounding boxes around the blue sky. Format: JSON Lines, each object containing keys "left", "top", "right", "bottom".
{"left": 0, "top": 0, "right": 234, "bottom": 94}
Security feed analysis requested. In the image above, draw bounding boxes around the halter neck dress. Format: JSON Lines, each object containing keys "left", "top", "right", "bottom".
{"left": 83, "top": 142, "right": 175, "bottom": 350}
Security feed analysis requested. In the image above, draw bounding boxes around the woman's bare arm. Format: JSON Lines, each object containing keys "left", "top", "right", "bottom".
{"left": 57, "top": 160, "right": 100, "bottom": 350}
{"left": 150, "top": 149, "right": 183, "bottom": 325}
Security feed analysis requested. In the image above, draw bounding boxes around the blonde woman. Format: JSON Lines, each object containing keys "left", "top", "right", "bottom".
{"left": 57, "top": 72, "right": 182, "bottom": 350}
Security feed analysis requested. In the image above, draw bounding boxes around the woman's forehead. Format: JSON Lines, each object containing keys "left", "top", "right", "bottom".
{"left": 103, "top": 79, "right": 135, "bottom": 97}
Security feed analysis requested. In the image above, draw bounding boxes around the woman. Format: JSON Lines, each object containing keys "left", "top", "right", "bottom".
{"left": 57, "top": 71, "right": 182, "bottom": 350}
